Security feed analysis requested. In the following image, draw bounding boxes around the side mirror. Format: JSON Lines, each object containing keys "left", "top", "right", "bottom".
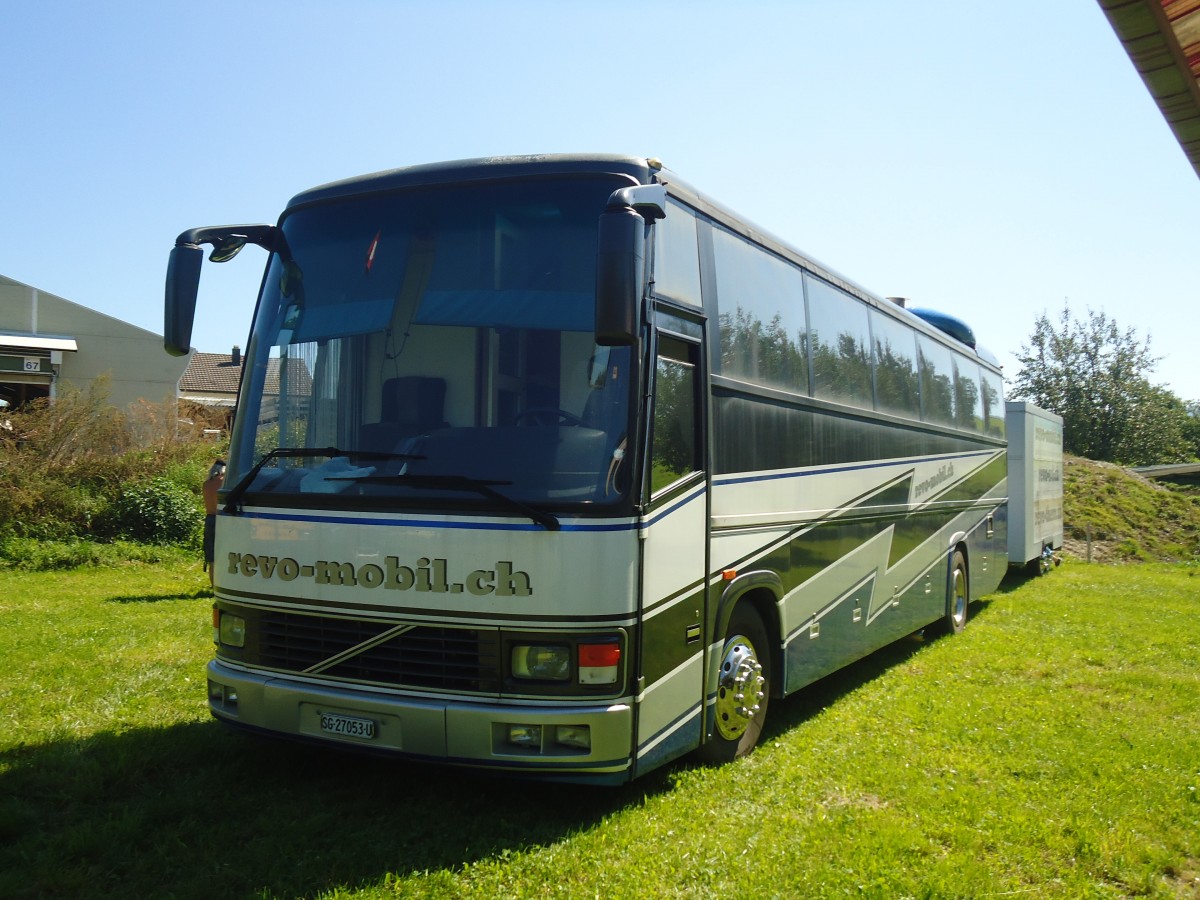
{"left": 595, "top": 185, "right": 666, "bottom": 347}
{"left": 595, "top": 205, "right": 645, "bottom": 347}
{"left": 162, "top": 224, "right": 276, "bottom": 356}
{"left": 164, "top": 244, "right": 203, "bottom": 356}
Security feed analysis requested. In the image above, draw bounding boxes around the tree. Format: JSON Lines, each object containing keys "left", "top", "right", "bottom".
{"left": 1110, "top": 382, "right": 1193, "bottom": 466}
{"left": 1009, "top": 304, "right": 1194, "bottom": 465}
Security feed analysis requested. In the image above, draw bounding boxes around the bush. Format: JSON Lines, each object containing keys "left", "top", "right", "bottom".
{"left": 0, "top": 378, "right": 227, "bottom": 555}
{"left": 0, "top": 536, "right": 105, "bottom": 570}
{"left": 0, "top": 537, "right": 199, "bottom": 570}
{"left": 105, "top": 478, "right": 204, "bottom": 547}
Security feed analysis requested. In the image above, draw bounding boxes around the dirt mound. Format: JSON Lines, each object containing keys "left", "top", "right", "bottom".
{"left": 1062, "top": 455, "right": 1200, "bottom": 563}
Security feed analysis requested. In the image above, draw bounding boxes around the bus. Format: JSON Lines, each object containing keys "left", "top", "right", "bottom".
{"left": 165, "top": 153, "right": 1009, "bottom": 784}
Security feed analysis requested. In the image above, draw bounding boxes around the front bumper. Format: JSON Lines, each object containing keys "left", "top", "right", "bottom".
{"left": 206, "top": 659, "right": 634, "bottom": 780}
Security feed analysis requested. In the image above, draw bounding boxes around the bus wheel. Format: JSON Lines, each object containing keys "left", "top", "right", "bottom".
{"left": 698, "top": 605, "right": 770, "bottom": 764}
{"left": 927, "top": 550, "right": 969, "bottom": 638}
{"left": 946, "top": 550, "right": 969, "bottom": 634}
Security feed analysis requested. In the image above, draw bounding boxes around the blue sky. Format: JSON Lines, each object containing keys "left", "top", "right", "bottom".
{"left": 3, "top": 1, "right": 1198, "bottom": 400}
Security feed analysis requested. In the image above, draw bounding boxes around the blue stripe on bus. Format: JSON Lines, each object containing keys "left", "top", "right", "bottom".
{"left": 232, "top": 482, "right": 708, "bottom": 532}
{"left": 642, "top": 483, "right": 706, "bottom": 526}
{"left": 232, "top": 510, "right": 638, "bottom": 532}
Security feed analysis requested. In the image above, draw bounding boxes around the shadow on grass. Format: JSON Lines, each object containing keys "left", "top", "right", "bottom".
{"left": 106, "top": 589, "right": 213, "bottom": 603}
{"left": 0, "top": 719, "right": 675, "bottom": 898}
{"left": 1, "top": 595, "right": 1008, "bottom": 897}
{"left": 759, "top": 592, "right": 1002, "bottom": 742}
{"left": 994, "top": 565, "right": 1048, "bottom": 594}
{"left": 760, "top": 631, "right": 929, "bottom": 743}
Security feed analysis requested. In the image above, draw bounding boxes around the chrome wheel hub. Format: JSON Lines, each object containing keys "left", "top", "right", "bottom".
{"left": 951, "top": 568, "right": 967, "bottom": 627}
{"left": 714, "top": 635, "right": 765, "bottom": 741}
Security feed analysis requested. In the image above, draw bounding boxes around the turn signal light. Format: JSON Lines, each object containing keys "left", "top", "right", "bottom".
{"left": 578, "top": 641, "right": 620, "bottom": 685}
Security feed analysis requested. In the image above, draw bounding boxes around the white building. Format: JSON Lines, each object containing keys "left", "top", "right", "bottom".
{"left": 0, "top": 273, "right": 189, "bottom": 410}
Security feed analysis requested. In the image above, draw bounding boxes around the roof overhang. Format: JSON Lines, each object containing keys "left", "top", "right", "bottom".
{"left": 180, "top": 396, "right": 237, "bottom": 408}
{"left": 1098, "top": 0, "right": 1200, "bottom": 179}
{"left": 0, "top": 333, "right": 79, "bottom": 352}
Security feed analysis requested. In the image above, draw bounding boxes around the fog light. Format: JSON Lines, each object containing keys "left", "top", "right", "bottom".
{"left": 555, "top": 725, "right": 591, "bottom": 750}
{"left": 219, "top": 613, "right": 246, "bottom": 648}
{"left": 512, "top": 645, "right": 569, "bottom": 681}
{"left": 208, "top": 681, "right": 237, "bottom": 709}
{"left": 507, "top": 724, "right": 542, "bottom": 749}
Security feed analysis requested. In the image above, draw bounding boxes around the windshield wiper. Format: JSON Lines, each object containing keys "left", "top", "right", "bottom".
{"left": 339, "top": 473, "right": 561, "bottom": 531}
{"left": 223, "top": 447, "right": 422, "bottom": 514}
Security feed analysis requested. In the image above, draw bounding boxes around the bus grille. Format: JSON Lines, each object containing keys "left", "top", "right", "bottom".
{"left": 254, "top": 610, "right": 501, "bottom": 694}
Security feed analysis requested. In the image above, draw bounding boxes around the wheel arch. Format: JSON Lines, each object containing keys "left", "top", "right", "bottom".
{"left": 714, "top": 570, "right": 783, "bottom": 698}
{"left": 946, "top": 531, "right": 971, "bottom": 592}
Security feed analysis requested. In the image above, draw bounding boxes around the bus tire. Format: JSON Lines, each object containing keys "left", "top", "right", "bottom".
{"left": 697, "top": 604, "right": 771, "bottom": 764}
{"left": 948, "top": 550, "right": 970, "bottom": 634}
{"left": 927, "top": 550, "right": 969, "bottom": 638}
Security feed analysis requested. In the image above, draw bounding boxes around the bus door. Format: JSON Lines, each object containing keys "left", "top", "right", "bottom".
{"left": 633, "top": 326, "right": 708, "bottom": 775}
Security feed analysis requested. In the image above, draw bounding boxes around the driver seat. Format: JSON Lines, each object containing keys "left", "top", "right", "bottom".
{"left": 359, "top": 376, "right": 448, "bottom": 450}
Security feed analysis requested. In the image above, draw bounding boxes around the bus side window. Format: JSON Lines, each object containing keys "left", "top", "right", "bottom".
{"left": 806, "top": 274, "right": 873, "bottom": 409}
{"left": 955, "top": 357, "right": 984, "bottom": 432}
{"left": 871, "top": 308, "right": 921, "bottom": 418}
{"left": 917, "top": 335, "right": 956, "bottom": 426}
{"left": 654, "top": 200, "right": 703, "bottom": 307}
{"left": 650, "top": 335, "right": 700, "bottom": 496}
{"left": 982, "top": 369, "right": 1005, "bottom": 437}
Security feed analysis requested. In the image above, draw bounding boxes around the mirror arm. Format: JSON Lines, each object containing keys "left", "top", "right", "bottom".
{"left": 164, "top": 224, "right": 276, "bottom": 357}
{"left": 175, "top": 224, "right": 276, "bottom": 251}
{"left": 606, "top": 184, "right": 667, "bottom": 220}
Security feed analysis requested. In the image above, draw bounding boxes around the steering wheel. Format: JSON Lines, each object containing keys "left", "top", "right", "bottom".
{"left": 514, "top": 407, "right": 584, "bottom": 427}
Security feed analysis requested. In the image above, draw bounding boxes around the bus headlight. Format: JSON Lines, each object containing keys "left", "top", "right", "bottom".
{"left": 219, "top": 612, "right": 246, "bottom": 648}
{"left": 512, "top": 645, "right": 569, "bottom": 681}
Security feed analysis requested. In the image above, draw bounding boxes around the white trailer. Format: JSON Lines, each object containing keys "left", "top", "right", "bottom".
{"left": 1006, "top": 401, "right": 1064, "bottom": 573}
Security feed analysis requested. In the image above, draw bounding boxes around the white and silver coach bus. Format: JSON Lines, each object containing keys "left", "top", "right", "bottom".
{"left": 165, "top": 154, "right": 1009, "bottom": 783}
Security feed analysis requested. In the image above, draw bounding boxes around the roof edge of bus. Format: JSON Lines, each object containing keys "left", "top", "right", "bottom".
{"left": 286, "top": 154, "right": 661, "bottom": 208}
{"left": 651, "top": 171, "right": 907, "bottom": 327}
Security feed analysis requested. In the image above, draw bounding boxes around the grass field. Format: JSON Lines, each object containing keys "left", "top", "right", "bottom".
{"left": 2, "top": 561, "right": 1198, "bottom": 898}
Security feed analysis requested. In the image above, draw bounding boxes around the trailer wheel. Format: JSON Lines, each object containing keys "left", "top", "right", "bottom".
{"left": 697, "top": 604, "right": 771, "bottom": 764}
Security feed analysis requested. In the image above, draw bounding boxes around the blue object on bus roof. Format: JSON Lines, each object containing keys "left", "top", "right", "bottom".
{"left": 909, "top": 308, "right": 977, "bottom": 349}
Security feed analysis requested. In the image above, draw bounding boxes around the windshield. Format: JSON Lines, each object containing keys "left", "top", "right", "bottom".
{"left": 227, "top": 176, "right": 635, "bottom": 512}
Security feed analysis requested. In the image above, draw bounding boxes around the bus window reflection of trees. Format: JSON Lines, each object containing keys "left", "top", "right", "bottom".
{"left": 651, "top": 356, "right": 697, "bottom": 494}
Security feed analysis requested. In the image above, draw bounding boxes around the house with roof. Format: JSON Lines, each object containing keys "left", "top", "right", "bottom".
{"left": 1, "top": 274, "right": 313, "bottom": 437}
{"left": 178, "top": 347, "right": 245, "bottom": 413}
{"left": 179, "top": 346, "right": 313, "bottom": 428}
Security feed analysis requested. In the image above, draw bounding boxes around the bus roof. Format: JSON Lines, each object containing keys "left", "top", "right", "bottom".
{"left": 287, "top": 153, "right": 659, "bottom": 209}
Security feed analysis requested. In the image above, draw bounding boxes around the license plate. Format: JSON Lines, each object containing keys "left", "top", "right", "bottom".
{"left": 319, "top": 712, "right": 376, "bottom": 740}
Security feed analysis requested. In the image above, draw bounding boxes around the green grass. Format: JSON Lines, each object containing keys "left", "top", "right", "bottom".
{"left": 1063, "top": 457, "right": 1200, "bottom": 563}
{"left": 3, "top": 562, "right": 1199, "bottom": 898}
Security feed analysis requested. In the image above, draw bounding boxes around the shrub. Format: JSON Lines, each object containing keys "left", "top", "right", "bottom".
{"left": 0, "top": 377, "right": 227, "bottom": 552}
{"left": 0, "top": 536, "right": 105, "bottom": 569}
{"left": 0, "top": 536, "right": 198, "bottom": 570}
{"left": 105, "top": 477, "right": 204, "bottom": 547}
